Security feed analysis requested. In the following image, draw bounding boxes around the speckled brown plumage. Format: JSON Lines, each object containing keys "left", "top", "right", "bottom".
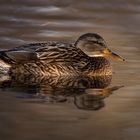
{"left": 0, "top": 33, "right": 114, "bottom": 77}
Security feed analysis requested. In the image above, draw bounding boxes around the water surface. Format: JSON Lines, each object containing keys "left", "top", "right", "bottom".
{"left": 0, "top": 0, "right": 140, "bottom": 140}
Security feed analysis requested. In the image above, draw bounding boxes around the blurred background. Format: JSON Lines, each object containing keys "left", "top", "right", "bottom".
{"left": 0, "top": 0, "right": 140, "bottom": 140}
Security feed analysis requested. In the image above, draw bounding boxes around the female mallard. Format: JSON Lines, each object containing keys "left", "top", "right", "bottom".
{"left": 0, "top": 33, "right": 124, "bottom": 76}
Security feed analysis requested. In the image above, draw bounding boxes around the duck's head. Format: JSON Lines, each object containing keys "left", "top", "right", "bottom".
{"left": 75, "top": 33, "right": 125, "bottom": 61}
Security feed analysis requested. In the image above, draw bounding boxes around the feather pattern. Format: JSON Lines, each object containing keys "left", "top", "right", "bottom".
{"left": 0, "top": 40, "right": 112, "bottom": 76}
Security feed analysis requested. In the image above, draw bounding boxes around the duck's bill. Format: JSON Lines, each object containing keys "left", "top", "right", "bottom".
{"left": 109, "top": 52, "right": 125, "bottom": 61}
{"left": 103, "top": 49, "right": 125, "bottom": 61}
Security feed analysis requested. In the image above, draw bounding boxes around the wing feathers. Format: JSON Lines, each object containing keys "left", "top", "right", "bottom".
{"left": 0, "top": 42, "right": 88, "bottom": 65}
{"left": 5, "top": 51, "right": 38, "bottom": 63}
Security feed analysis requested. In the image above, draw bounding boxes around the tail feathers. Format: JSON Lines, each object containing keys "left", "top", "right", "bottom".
{"left": 0, "top": 51, "right": 15, "bottom": 64}
{"left": 0, "top": 50, "right": 11, "bottom": 74}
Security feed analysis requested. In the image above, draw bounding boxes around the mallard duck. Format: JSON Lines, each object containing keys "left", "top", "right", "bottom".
{"left": 0, "top": 33, "right": 124, "bottom": 76}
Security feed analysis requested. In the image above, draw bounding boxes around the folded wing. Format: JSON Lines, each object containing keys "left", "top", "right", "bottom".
{"left": 0, "top": 42, "right": 88, "bottom": 65}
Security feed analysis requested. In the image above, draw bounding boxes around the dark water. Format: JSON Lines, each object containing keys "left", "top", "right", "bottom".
{"left": 0, "top": 0, "right": 140, "bottom": 140}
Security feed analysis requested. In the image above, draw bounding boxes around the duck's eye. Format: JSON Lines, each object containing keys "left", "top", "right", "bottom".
{"left": 89, "top": 40, "right": 103, "bottom": 46}
{"left": 97, "top": 40, "right": 106, "bottom": 46}
{"left": 97, "top": 41, "right": 103, "bottom": 45}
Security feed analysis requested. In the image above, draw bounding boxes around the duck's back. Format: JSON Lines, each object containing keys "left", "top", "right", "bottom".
{"left": 0, "top": 42, "right": 90, "bottom": 76}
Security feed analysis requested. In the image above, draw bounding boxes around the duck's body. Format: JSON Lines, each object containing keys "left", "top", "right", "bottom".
{"left": 0, "top": 33, "right": 124, "bottom": 76}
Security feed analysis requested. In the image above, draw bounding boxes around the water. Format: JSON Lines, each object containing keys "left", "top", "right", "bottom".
{"left": 0, "top": 0, "right": 140, "bottom": 140}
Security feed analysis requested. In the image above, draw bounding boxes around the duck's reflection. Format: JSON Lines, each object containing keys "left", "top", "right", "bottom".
{"left": 0, "top": 74, "right": 123, "bottom": 110}
{"left": 74, "top": 86, "right": 123, "bottom": 110}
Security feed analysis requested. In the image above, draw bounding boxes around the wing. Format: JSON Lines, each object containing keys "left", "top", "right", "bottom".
{"left": 0, "top": 42, "right": 50, "bottom": 64}
{"left": 36, "top": 45, "right": 89, "bottom": 64}
{"left": 0, "top": 41, "right": 84, "bottom": 64}
{"left": 11, "top": 41, "right": 59, "bottom": 51}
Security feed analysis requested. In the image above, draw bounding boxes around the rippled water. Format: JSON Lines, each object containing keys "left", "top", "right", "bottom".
{"left": 0, "top": 0, "right": 140, "bottom": 140}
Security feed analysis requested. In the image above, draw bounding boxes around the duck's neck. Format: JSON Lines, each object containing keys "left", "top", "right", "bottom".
{"left": 84, "top": 57, "right": 112, "bottom": 76}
